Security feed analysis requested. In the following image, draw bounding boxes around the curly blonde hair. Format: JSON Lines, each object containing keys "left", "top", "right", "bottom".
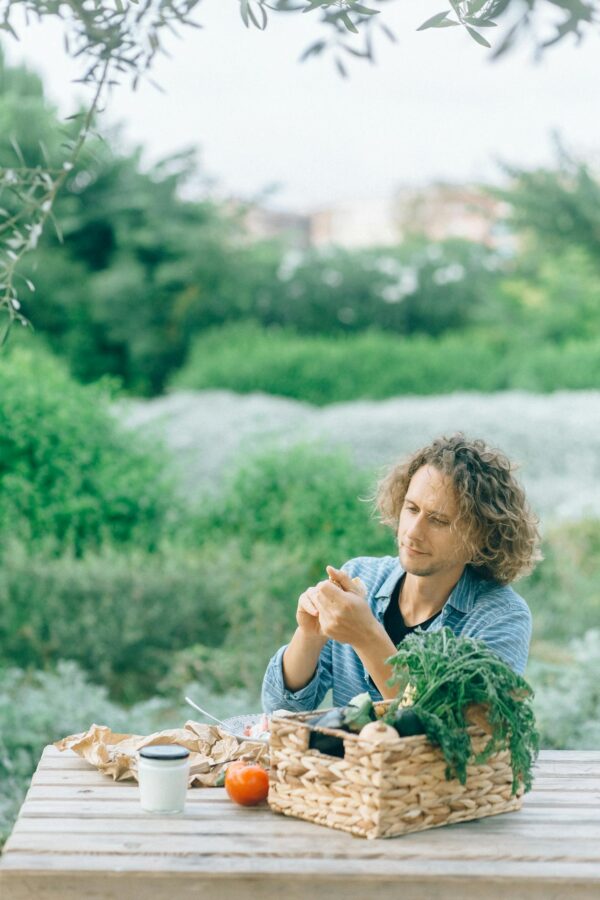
{"left": 376, "top": 434, "right": 542, "bottom": 585}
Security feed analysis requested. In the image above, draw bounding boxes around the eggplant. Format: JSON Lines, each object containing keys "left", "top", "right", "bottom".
{"left": 307, "top": 708, "right": 347, "bottom": 757}
{"left": 392, "top": 707, "right": 426, "bottom": 737}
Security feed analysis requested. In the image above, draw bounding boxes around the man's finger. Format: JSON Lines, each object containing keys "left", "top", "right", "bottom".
{"left": 299, "top": 590, "right": 319, "bottom": 616}
{"left": 326, "top": 565, "right": 367, "bottom": 598}
{"left": 326, "top": 565, "right": 354, "bottom": 591}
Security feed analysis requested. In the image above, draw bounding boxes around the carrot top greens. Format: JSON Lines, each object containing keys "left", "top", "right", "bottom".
{"left": 384, "top": 628, "right": 540, "bottom": 793}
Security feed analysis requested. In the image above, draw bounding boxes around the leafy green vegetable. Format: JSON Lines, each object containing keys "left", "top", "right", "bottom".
{"left": 392, "top": 707, "right": 426, "bottom": 737}
{"left": 384, "top": 628, "right": 540, "bottom": 793}
{"left": 343, "top": 692, "right": 376, "bottom": 733}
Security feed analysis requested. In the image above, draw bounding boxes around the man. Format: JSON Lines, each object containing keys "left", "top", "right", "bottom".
{"left": 261, "top": 434, "right": 541, "bottom": 713}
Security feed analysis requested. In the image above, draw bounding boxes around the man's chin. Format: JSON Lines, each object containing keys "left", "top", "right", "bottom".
{"left": 400, "top": 549, "right": 436, "bottom": 576}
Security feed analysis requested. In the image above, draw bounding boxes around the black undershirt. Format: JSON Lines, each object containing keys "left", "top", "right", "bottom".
{"left": 383, "top": 576, "right": 442, "bottom": 647}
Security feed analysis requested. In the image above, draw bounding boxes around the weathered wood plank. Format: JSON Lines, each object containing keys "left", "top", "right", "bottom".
{"left": 537, "top": 751, "right": 600, "bottom": 762}
{"left": 1, "top": 864, "right": 599, "bottom": 900}
{"left": 522, "top": 792, "right": 600, "bottom": 807}
{"left": 13, "top": 805, "right": 600, "bottom": 826}
{"left": 4, "top": 830, "right": 600, "bottom": 863}
{"left": 15, "top": 798, "right": 598, "bottom": 825}
{"left": 519, "top": 778, "right": 600, "bottom": 790}
{"left": 31, "top": 770, "right": 136, "bottom": 787}
{"left": 37, "top": 758, "right": 107, "bottom": 772}
{"left": 9, "top": 813, "right": 600, "bottom": 841}
{"left": 18, "top": 799, "right": 270, "bottom": 818}
{"left": 3, "top": 851, "right": 600, "bottom": 880}
{"left": 23, "top": 784, "right": 233, "bottom": 801}
{"left": 10, "top": 816, "right": 321, "bottom": 837}
{"left": 533, "top": 760, "right": 600, "bottom": 779}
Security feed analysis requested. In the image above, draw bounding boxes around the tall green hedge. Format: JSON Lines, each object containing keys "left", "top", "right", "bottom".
{"left": 0, "top": 346, "right": 178, "bottom": 553}
{"left": 173, "top": 323, "right": 600, "bottom": 404}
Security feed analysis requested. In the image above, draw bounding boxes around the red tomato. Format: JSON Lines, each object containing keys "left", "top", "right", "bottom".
{"left": 224, "top": 762, "right": 269, "bottom": 806}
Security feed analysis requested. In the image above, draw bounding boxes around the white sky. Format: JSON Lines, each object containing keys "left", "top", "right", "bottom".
{"left": 4, "top": 0, "right": 600, "bottom": 212}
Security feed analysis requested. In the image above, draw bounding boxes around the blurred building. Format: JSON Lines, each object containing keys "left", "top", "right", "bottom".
{"left": 242, "top": 204, "right": 312, "bottom": 248}
{"left": 394, "top": 183, "right": 512, "bottom": 250}
{"left": 236, "top": 183, "right": 513, "bottom": 252}
{"left": 309, "top": 196, "right": 401, "bottom": 249}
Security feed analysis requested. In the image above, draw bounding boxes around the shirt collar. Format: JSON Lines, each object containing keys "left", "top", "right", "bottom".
{"left": 374, "top": 560, "right": 482, "bottom": 615}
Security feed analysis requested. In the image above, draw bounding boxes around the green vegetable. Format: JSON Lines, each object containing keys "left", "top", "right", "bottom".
{"left": 308, "top": 708, "right": 347, "bottom": 757}
{"left": 343, "top": 692, "right": 376, "bottom": 733}
{"left": 384, "top": 628, "right": 540, "bottom": 793}
{"left": 392, "top": 707, "right": 426, "bottom": 737}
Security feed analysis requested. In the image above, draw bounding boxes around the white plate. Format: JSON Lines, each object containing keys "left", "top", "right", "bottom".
{"left": 220, "top": 713, "right": 264, "bottom": 733}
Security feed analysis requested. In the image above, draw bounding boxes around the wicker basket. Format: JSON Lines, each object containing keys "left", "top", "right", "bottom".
{"left": 268, "top": 701, "right": 524, "bottom": 839}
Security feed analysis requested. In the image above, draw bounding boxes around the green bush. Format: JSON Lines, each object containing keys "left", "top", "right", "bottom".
{"left": 508, "top": 338, "right": 600, "bottom": 391}
{"left": 522, "top": 519, "right": 600, "bottom": 651}
{"left": 530, "top": 630, "right": 600, "bottom": 749}
{"left": 0, "top": 346, "right": 179, "bottom": 553}
{"left": 191, "top": 443, "right": 394, "bottom": 570}
{"left": 172, "top": 323, "right": 600, "bottom": 404}
{"left": 160, "top": 540, "right": 312, "bottom": 697}
{"left": 0, "top": 542, "right": 231, "bottom": 702}
{"left": 0, "top": 444, "right": 393, "bottom": 702}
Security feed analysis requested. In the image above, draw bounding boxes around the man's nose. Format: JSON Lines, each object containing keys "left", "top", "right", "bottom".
{"left": 406, "top": 513, "right": 426, "bottom": 540}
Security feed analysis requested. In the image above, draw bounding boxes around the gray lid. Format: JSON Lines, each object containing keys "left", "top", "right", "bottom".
{"left": 139, "top": 744, "right": 190, "bottom": 761}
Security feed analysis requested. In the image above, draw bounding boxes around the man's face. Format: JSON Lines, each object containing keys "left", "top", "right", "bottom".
{"left": 397, "top": 465, "right": 473, "bottom": 579}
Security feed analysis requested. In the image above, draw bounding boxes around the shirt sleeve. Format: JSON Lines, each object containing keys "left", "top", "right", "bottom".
{"left": 261, "top": 640, "right": 333, "bottom": 714}
{"left": 472, "top": 601, "right": 533, "bottom": 675}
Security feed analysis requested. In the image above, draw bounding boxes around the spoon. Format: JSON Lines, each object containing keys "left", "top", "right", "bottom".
{"left": 184, "top": 696, "right": 269, "bottom": 744}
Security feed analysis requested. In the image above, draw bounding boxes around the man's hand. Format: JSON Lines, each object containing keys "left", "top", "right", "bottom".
{"left": 296, "top": 586, "right": 325, "bottom": 638}
{"left": 309, "top": 565, "right": 378, "bottom": 648}
{"left": 289, "top": 565, "right": 398, "bottom": 699}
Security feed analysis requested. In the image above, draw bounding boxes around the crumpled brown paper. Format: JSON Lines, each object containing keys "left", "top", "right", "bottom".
{"left": 54, "top": 720, "right": 269, "bottom": 786}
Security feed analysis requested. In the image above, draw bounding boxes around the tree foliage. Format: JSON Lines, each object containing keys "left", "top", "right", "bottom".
{"left": 491, "top": 143, "right": 600, "bottom": 344}
{"left": 1, "top": 0, "right": 596, "bottom": 340}
{"left": 498, "top": 142, "right": 600, "bottom": 266}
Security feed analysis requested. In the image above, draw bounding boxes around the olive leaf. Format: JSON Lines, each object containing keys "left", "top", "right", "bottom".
{"left": 466, "top": 24, "right": 492, "bottom": 46}
{"left": 417, "top": 11, "right": 459, "bottom": 31}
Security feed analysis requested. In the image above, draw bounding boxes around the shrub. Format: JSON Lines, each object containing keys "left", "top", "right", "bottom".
{"left": 191, "top": 442, "right": 394, "bottom": 570}
{"left": 0, "top": 444, "right": 393, "bottom": 702}
{"left": 522, "top": 519, "right": 600, "bottom": 648}
{"left": 530, "top": 630, "right": 600, "bottom": 749}
{"left": 172, "top": 323, "right": 600, "bottom": 404}
{"left": 171, "top": 323, "right": 513, "bottom": 404}
{"left": 160, "top": 539, "right": 321, "bottom": 697}
{"left": 508, "top": 338, "right": 600, "bottom": 391}
{"left": 0, "top": 542, "right": 228, "bottom": 702}
{"left": 0, "top": 345, "right": 179, "bottom": 553}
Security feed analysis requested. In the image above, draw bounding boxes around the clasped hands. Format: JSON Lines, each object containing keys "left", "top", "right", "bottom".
{"left": 297, "top": 565, "right": 378, "bottom": 648}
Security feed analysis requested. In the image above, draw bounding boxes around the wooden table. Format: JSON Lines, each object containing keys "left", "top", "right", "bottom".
{"left": 1, "top": 746, "right": 599, "bottom": 899}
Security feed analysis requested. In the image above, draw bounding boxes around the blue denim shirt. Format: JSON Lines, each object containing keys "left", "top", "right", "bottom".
{"left": 261, "top": 555, "right": 532, "bottom": 714}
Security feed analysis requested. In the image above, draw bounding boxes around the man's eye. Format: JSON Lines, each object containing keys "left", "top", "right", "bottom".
{"left": 431, "top": 518, "right": 448, "bottom": 526}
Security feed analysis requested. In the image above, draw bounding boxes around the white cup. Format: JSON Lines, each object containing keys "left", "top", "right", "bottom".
{"left": 138, "top": 744, "right": 190, "bottom": 814}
